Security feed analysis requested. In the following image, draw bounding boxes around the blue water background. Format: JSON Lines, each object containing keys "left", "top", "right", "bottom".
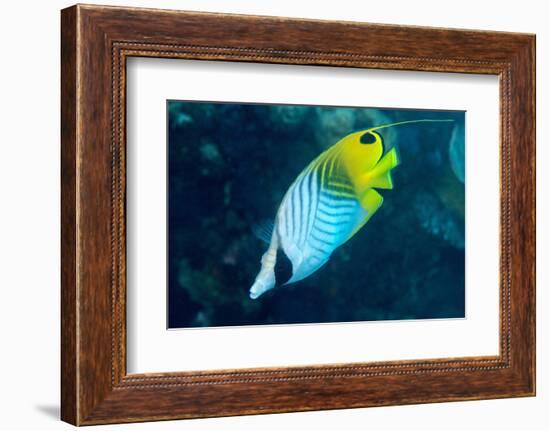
{"left": 167, "top": 101, "right": 465, "bottom": 328}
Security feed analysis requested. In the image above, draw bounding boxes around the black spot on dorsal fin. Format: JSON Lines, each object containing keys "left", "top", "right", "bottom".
{"left": 360, "top": 131, "right": 377, "bottom": 144}
{"left": 360, "top": 131, "right": 385, "bottom": 153}
{"left": 274, "top": 248, "right": 293, "bottom": 286}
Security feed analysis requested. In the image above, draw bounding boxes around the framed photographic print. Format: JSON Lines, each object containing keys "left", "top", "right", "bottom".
{"left": 61, "top": 4, "right": 536, "bottom": 425}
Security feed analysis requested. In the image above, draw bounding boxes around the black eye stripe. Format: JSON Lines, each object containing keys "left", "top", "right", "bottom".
{"left": 274, "top": 248, "right": 293, "bottom": 286}
{"left": 360, "top": 131, "right": 377, "bottom": 144}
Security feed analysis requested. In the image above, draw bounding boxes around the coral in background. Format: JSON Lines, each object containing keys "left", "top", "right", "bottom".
{"left": 167, "top": 102, "right": 465, "bottom": 328}
{"left": 449, "top": 122, "right": 466, "bottom": 183}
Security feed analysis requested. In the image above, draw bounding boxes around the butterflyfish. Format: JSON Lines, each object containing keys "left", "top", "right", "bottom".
{"left": 249, "top": 119, "right": 453, "bottom": 299}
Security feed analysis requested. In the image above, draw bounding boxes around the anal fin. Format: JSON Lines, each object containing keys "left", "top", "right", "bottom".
{"left": 358, "top": 189, "right": 384, "bottom": 219}
{"left": 343, "top": 189, "right": 384, "bottom": 242}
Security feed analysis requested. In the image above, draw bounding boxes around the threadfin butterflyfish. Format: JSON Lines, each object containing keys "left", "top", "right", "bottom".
{"left": 249, "top": 119, "right": 453, "bottom": 299}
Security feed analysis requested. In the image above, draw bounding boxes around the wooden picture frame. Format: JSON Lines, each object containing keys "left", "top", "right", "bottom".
{"left": 61, "top": 4, "right": 536, "bottom": 425}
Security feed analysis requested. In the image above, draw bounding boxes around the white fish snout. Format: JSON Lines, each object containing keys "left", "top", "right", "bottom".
{"left": 249, "top": 278, "right": 274, "bottom": 300}
{"left": 249, "top": 285, "right": 261, "bottom": 300}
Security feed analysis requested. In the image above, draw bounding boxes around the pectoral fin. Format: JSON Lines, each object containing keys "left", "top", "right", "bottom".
{"left": 252, "top": 219, "right": 274, "bottom": 244}
{"left": 374, "top": 147, "right": 400, "bottom": 174}
{"left": 368, "top": 170, "right": 394, "bottom": 189}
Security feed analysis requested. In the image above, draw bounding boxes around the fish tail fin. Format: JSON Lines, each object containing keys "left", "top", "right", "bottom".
{"left": 369, "top": 171, "right": 394, "bottom": 190}
{"left": 379, "top": 146, "right": 400, "bottom": 170}
{"left": 357, "top": 147, "right": 400, "bottom": 191}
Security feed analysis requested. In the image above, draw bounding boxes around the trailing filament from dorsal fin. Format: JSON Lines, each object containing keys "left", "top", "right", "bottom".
{"left": 367, "top": 118, "right": 454, "bottom": 132}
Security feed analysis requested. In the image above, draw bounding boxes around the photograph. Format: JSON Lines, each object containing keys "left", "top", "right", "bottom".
{"left": 0, "top": 0, "right": 537, "bottom": 428}
{"left": 167, "top": 101, "right": 466, "bottom": 329}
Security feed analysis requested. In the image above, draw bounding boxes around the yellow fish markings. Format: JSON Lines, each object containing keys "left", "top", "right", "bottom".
{"left": 249, "top": 119, "right": 453, "bottom": 299}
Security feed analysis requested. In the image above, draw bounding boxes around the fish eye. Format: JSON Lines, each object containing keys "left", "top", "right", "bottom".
{"left": 359, "top": 131, "right": 377, "bottom": 145}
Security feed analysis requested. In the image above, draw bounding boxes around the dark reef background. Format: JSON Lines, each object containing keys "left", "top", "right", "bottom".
{"left": 167, "top": 101, "right": 465, "bottom": 329}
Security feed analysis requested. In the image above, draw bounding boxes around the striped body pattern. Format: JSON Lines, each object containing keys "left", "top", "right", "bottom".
{"left": 276, "top": 159, "right": 367, "bottom": 285}
{"left": 249, "top": 119, "right": 452, "bottom": 299}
